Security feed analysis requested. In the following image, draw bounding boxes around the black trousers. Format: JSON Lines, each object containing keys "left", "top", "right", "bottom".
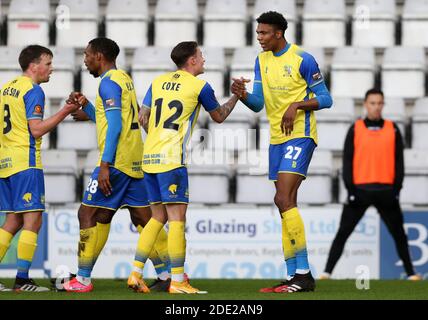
{"left": 324, "top": 188, "right": 415, "bottom": 276}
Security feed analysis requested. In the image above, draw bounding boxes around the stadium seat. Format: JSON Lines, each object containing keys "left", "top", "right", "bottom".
{"left": 7, "top": 0, "right": 50, "bottom": 46}
{"left": 298, "top": 150, "right": 334, "bottom": 204}
{"left": 56, "top": 96, "right": 97, "bottom": 151}
{"left": 187, "top": 150, "right": 233, "bottom": 204}
{"left": 203, "top": 0, "right": 247, "bottom": 48}
{"left": 381, "top": 47, "right": 426, "bottom": 99}
{"left": 331, "top": 47, "right": 375, "bottom": 98}
{"left": 57, "top": 118, "right": 98, "bottom": 151}
{"left": 154, "top": 0, "right": 198, "bottom": 46}
{"left": 0, "top": 46, "right": 22, "bottom": 87}
{"left": 207, "top": 100, "right": 257, "bottom": 152}
{"left": 401, "top": 149, "right": 428, "bottom": 205}
{"left": 383, "top": 98, "right": 407, "bottom": 136}
{"left": 352, "top": 0, "right": 396, "bottom": 48}
{"left": 83, "top": 149, "right": 99, "bottom": 192}
{"left": 402, "top": 0, "right": 428, "bottom": 47}
{"left": 411, "top": 98, "right": 428, "bottom": 149}
{"left": 301, "top": 47, "right": 326, "bottom": 73}
{"left": 252, "top": 0, "right": 296, "bottom": 44}
{"left": 55, "top": 0, "right": 99, "bottom": 48}
{"left": 302, "top": 0, "right": 346, "bottom": 47}
{"left": 230, "top": 47, "right": 261, "bottom": 87}
{"left": 198, "top": 47, "right": 226, "bottom": 97}
{"left": 236, "top": 150, "right": 275, "bottom": 204}
{"left": 105, "top": 0, "right": 149, "bottom": 48}
{"left": 41, "top": 47, "right": 75, "bottom": 99}
{"left": 42, "top": 149, "right": 78, "bottom": 204}
{"left": 317, "top": 98, "right": 355, "bottom": 151}
{"left": 81, "top": 49, "right": 126, "bottom": 97}
{"left": 131, "top": 46, "right": 176, "bottom": 99}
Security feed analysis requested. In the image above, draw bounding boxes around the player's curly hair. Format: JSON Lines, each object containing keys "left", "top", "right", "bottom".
{"left": 19, "top": 45, "right": 53, "bottom": 71}
{"left": 88, "top": 37, "right": 120, "bottom": 62}
{"left": 171, "top": 41, "right": 198, "bottom": 68}
{"left": 256, "top": 11, "right": 288, "bottom": 37}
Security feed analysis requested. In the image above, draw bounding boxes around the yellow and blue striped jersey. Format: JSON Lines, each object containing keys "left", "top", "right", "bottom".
{"left": 95, "top": 69, "right": 144, "bottom": 178}
{"left": 256, "top": 43, "right": 324, "bottom": 145}
{"left": 0, "top": 76, "right": 45, "bottom": 178}
{"left": 142, "top": 70, "right": 219, "bottom": 173}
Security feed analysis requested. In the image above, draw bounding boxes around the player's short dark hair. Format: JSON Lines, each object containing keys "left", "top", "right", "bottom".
{"left": 88, "top": 37, "right": 120, "bottom": 62}
{"left": 256, "top": 11, "right": 288, "bottom": 36}
{"left": 171, "top": 41, "right": 198, "bottom": 68}
{"left": 364, "top": 88, "right": 384, "bottom": 101}
{"left": 19, "top": 45, "right": 53, "bottom": 71}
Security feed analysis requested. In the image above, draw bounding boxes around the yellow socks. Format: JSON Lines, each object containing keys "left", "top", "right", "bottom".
{"left": 77, "top": 226, "right": 98, "bottom": 280}
{"left": 133, "top": 218, "right": 164, "bottom": 273}
{"left": 283, "top": 207, "right": 310, "bottom": 273}
{"left": 0, "top": 228, "right": 13, "bottom": 262}
{"left": 169, "top": 221, "right": 186, "bottom": 282}
{"left": 94, "top": 222, "right": 110, "bottom": 262}
{"left": 17, "top": 230, "right": 38, "bottom": 279}
{"left": 281, "top": 216, "right": 296, "bottom": 279}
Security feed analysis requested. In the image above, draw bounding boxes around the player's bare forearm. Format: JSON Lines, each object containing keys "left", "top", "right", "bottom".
{"left": 209, "top": 95, "right": 239, "bottom": 123}
{"left": 28, "top": 103, "right": 79, "bottom": 138}
{"left": 281, "top": 99, "right": 320, "bottom": 136}
{"left": 139, "top": 106, "right": 150, "bottom": 133}
{"left": 292, "top": 98, "right": 319, "bottom": 111}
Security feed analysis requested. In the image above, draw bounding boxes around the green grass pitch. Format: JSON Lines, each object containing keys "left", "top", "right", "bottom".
{"left": 0, "top": 279, "right": 427, "bottom": 300}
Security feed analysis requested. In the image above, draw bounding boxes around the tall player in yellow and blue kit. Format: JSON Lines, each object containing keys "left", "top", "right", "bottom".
{"left": 0, "top": 45, "right": 81, "bottom": 292}
{"left": 128, "top": 41, "right": 240, "bottom": 294}
{"left": 62, "top": 38, "right": 169, "bottom": 293}
{"left": 232, "top": 11, "right": 333, "bottom": 293}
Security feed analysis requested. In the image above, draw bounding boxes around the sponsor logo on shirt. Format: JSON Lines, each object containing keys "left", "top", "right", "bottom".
{"left": 33, "top": 105, "right": 43, "bottom": 115}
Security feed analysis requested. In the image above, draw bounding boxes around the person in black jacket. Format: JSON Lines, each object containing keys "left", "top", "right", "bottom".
{"left": 321, "top": 88, "right": 421, "bottom": 280}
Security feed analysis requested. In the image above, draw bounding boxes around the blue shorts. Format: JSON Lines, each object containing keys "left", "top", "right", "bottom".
{"left": 269, "top": 138, "right": 316, "bottom": 181}
{"left": 144, "top": 167, "right": 189, "bottom": 204}
{"left": 0, "top": 168, "right": 45, "bottom": 213}
{"left": 82, "top": 167, "right": 150, "bottom": 211}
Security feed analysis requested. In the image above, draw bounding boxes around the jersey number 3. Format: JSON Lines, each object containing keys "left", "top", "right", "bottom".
{"left": 154, "top": 98, "right": 183, "bottom": 131}
{"left": 3, "top": 104, "right": 12, "bottom": 134}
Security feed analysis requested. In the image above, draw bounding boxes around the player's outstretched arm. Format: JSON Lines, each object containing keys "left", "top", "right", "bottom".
{"left": 28, "top": 101, "right": 81, "bottom": 138}
{"left": 68, "top": 92, "right": 96, "bottom": 122}
{"left": 209, "top": 94, "right": 240, "bottom": 123}
{"left": 231, "top": 77, "right": 264, "bottom": 113}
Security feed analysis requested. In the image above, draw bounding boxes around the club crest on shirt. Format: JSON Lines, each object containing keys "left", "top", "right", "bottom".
{"left": 283, "top": 65, "right": 292, "bottom": 77}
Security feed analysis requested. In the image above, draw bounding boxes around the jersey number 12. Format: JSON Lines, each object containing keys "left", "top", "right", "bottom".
{"left": 154, "top": 98, "right": 183, "bottom": 131}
